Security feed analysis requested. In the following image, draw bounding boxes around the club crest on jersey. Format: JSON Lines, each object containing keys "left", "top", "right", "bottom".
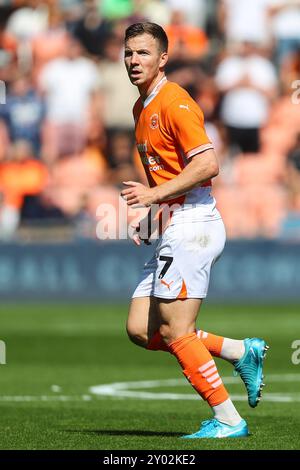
{"left": 150, "top": 113, "right": 159, "bottom": 129}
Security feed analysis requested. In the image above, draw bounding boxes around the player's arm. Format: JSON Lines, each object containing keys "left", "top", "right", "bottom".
{"left": 268, "top": 1, "right": 300, "bottom": 17}
{"left": 121, "top": 148, "right": 218, "bottom": 207}
{"left": 217, "top": 0, "right": 227, "bottom": 37}
{"left": 153, "top": 148, "right": 218, "bottom": 202}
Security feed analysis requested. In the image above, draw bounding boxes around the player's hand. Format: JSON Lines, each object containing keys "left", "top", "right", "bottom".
{"left": 131, "top": 222, "right": 151, "bottom": 246}
{"left": 121, "top": 181, "right": 158, "bottom": 207}
{"left": 131, "top": 222, "right": 141, "bottom": 246}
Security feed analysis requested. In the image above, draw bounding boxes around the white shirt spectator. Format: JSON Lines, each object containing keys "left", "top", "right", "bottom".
{"left": 99, "top": 60, "right": 139, "bottom": 130}
{"left": 39, "top": 57, "right": 99, "bottom": 124}
{"left": 221, "top": 0, "right": 272, "bottom": 44}
{"left": 141, "top": 0, "right": 171, "bottom": 26}
{"left": 165, "top": 0, "right": 207, "bottom": 28}
{"left": 6, "top": 6, "right": 48, "bottom": 40}
{"left": 268, "top": 0, "right": 300, "bottom": 39}
{"left": 216, "top": 54, "right": 278, "bottom": 128}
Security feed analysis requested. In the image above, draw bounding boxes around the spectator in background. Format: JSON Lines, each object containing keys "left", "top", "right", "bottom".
{"left": 279, "top": 133, "right": 300, "bottom": 239}
{"left": 279, "top": 49, "right": 300, "bottom": 92}
{"left": 5, "top": 1, "right": 70, "bottom": 77}
{"left": 43, "top": 134, "right": 109, "bottom": 219}
{"left": 165, "top": 0, "right": 207, "bottom": 29}
{"left": 21, "top": 191, "right": 66, "bottom": 223}
{"left": 0, "top": 121, "right": 9, "bottom": 163}
{"left": 0, "top": 140, "right": 48, "bottom": 239}
{"left": 218, "top": 0, "right": 272, "bottom": 46}
{"left": 60, "top": 0, "right": 83, "bottom": 32}
{"left": 0, "top": 17, "right": 18, "bottom": 83}
{"left": 138, "top": 0, "right": 170, "bottom": 26}
{"left": 73, "top": 0, "right": 112, "bottom": 58}
{"left": 5, "top": 0, "right": 48, "bottom": 41}
{"left": 30, "top": 3, "right": 69, "bottom": 78}
{"left": 0, "top": 19, "right": 17, "bottom": 161}
{"left": 72, "top": 193, "right": 96, "bottom": 239}
{"left": 98, "top": 32, "right": 139, "bottom": 135}
{"left": 107, "top": 130, "right": 138, "bottom": 187}
{"left": 164, "top": 9, "right": 208, "bottom": 63}
{"left": 215, "top": 42, "right": 278, "bottom": 154}
{"left": 165, "top": 62, "right": 205, "bottom": 101}
{"left": 287, "top": 133, "right": 300, "bottom": 211}
{"left": 0, "top": 191, "right": 20, "bottom": 241}
{"left": 0, "top": 0, "right": 298, "bottom": 242}
{"left": 0, "top": 73, "right": 45, "bottom": 155}
{"left": 259, "top": 50, "right": 300, "bottom": 158}
{"left": 39, "top": 33, "right": 102, "bottom": 162}
{"left": 268, "top": 0, "right": 300, "bottom": 65}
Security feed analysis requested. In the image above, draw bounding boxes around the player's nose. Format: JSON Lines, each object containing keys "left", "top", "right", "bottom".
{"left": 130, "top": 51, "right": 140, "bottom": 65}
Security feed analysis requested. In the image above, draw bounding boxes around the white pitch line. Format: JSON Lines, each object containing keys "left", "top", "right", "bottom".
{"left": 0, "top": 395, "right": 93, "bottom": 402}
{"left": 0, "top": 393, "right": 300, "bottom": 403}
{"left": 1, "top": 374, "right": 300, "bottom": 403}
{"left": 89, "top": 373, "right": 300, "bottom": 402}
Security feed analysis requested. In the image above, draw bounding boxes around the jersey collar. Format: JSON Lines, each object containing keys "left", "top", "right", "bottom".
{"left": 143, "top": 76, "right": 167, "bottom": 108}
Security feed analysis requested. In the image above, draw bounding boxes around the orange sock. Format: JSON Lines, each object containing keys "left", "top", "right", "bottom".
{"left": 196, "top": 330, "right": 224, "bottom": 357}
{"left": 168, "top": 333, "right": 229, "bottom": 407}
{"left": 147, "top": 331, "right": 169, "bottom": 351}
{"left": 147, "top": 329, "right": 224, "bottom": 357}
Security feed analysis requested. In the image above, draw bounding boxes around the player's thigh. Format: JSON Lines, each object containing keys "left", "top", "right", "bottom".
{"left": 153, "top": 219, "right": 226, "bottom": 300}
{"left": 157, "top": 297, "right": 202, "bottom": 342}
{"left": 127, "top": 296, "right": 161, "bottom": 341}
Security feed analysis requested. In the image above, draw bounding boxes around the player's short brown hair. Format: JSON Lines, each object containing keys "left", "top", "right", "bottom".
{"left": 125, "top": 22, "right": 168, "bottom": 53}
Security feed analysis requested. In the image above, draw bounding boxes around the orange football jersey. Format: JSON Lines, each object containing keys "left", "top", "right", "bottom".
{"left": 133, "top": 78, "right": 214, "bottom": 206}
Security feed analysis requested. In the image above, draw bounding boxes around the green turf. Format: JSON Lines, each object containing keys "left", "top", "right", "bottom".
{"left": 0, "top": 303, "right": 300, "bottom": 450}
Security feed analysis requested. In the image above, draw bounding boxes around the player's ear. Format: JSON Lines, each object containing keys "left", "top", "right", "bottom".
{"left": 159, "top": 51, "right": 168, "bottom": 68}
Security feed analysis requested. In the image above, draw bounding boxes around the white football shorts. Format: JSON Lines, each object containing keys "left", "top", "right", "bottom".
{"left": 132, "top": 218, "right": 226, "bottom": 300}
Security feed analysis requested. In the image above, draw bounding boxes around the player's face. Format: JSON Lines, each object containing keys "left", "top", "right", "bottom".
{"left": 124, "top": 33, "right": 168, "bottom": 94}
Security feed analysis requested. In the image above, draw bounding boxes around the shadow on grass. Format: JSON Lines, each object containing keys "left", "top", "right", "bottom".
{"left": 64, "top": 429, "right": 182, "bottom": 437}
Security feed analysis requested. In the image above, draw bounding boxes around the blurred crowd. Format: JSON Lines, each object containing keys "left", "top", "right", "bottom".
{"left": 0, "top": 0, "right": 300, "bottom": 241}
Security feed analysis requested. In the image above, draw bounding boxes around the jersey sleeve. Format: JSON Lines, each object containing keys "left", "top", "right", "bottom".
{"left": 164, "top": 98, "right": 214, "bottom": 159}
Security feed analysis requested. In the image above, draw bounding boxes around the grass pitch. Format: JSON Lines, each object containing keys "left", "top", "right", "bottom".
{"left": 0, "top": 303, "right": 299, "bottom": 450}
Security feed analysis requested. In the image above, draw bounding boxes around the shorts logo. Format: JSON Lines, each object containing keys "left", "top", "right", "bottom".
{"left": 160, "top": 279, "right": 174, "bottom": 290}
{"left": 150, "top": 113, "right": 159, "bottom": 129}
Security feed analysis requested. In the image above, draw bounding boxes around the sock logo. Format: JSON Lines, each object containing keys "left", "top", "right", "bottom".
{"left": 199, "top": 360, "right": 222, "bottom": 389}
{"left": 197, "top": 330, "right": 208, "bottom": 339}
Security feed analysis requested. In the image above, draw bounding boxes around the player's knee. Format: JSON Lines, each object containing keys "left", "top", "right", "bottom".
{"left": 159, "top": 324, "right": 174, "bottom": 344}
{"left": 159, "top": 323, "right": 194, "bottom": 344}
{"left": 126, "top": 324, "right": 148, "bottom": 348}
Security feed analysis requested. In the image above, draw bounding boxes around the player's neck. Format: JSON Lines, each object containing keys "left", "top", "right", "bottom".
{"left": 139, "top": 73, "right": 166, "bottom": 102}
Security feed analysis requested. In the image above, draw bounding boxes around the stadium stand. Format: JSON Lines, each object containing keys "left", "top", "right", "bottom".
{"left": 0, "top": 0, "right": 299, "bottom": 241}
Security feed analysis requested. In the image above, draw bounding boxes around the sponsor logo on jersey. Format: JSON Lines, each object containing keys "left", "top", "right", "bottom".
{"left": 137, "top": 141, "right": 148, "bottom": 154}
{"left": 145, "top": 155, "right": 164, "bottom": 172}
{"left": 137, "top": 141, "right": 165, "bottom": 171}
{"left": 150, "top": 113, "right": 159, "bottom": 129}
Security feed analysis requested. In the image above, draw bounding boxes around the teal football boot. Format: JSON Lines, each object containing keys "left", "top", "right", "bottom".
{"left": 233, "top": 338, "right": 269, "bottom": 408}
{"left": 181, "top": 418, "right": 249, "bottom": 439}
